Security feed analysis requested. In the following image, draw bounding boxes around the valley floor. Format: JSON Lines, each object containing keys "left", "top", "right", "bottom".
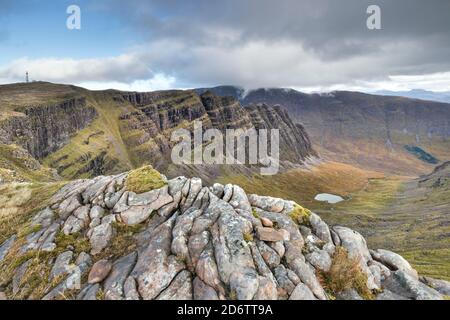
{"left": 316, "top": 177, "right": 450, "bottom": 281}
{"left": 220, "top": 162, "right": 450, "bottom": 281}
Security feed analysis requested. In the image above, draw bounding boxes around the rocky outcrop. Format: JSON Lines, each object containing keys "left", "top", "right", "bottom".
{"left": 0, "top": 98, "right": 97, "bottom": 159}
{"left": 0, "top": 168, "right": 446, "bottom": 300}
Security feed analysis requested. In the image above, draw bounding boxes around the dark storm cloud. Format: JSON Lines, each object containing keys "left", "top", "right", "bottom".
{"left": 2, "top": 0, "right": 450, "bottom": 89}
{"left": 98, "top": 0, "right": 450, "bottom": 54}
{"left": 88, "top": 0, "right": 450, "bottom": 88}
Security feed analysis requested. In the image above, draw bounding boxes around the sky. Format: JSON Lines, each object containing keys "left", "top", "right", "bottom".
{"left": 0, "top": 0, "right": 450, "bottom": 93}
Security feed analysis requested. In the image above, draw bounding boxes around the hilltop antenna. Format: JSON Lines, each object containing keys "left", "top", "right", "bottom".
{"left": 26, "top": 72, "right": 29, "bottom": 83}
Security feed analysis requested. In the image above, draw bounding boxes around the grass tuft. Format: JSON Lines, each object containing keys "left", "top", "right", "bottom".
{"left": 243, "top": 231, "right": 254, "bottom": 243}
{"left": 124, "top": 165, "right": 166, "bottom": 194}
{"left": 17, "top": 224, "right": 42, "bottom": 238}
{"left": 289, "top": 204, "right": 312, "bottom": 225}
{"left": 55, "top": 232, "right": 91, "bottom": 255}
{"left": 96, "top": 288, "right": 106, "bottom": 300}
{"left": 317, "top": 246, "right": 374, "bottom": 300}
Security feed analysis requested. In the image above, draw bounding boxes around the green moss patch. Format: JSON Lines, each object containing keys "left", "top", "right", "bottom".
{"left": 289, "top": 203, "right": 312, "bottom": 225}
{"left": 251, "top": 208, "right": 260, "bottom": 219}
{"left": 55, "top": 232, "right": 91, "bottom": 255}
{"left": 125, "top": 165, "right": 167, "bottom": 194}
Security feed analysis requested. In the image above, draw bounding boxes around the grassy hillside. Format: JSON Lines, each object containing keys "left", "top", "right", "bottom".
{"left": 0, "top": 182, "right": 65, "bottom": 243}
{"left": 218, "top": 162, "right": 384, "bottom": 209}
{"left": 317, "top": 175, "right": 450, "bottom": 281}
{"left": 311, "top": 128, "right": 450, "bottom": 178}
{"left": 0, "top": 144, "right": 59, "bottom": 183}
{"left": 0, "top": 82, "right": 82, "bottom": 112}
{"left": 43, "top": 92, "right": 135, "bottom": 179}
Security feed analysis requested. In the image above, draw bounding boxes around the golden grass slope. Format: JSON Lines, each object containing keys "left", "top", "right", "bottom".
{"left": 317, "top": 175, "right": 450, "bottom": 281}
{"left": 0, "top": 144, "right": 59, "bottom": 183}
{"left": 218, "top": 161, "right": 384, "bottom": 208}
{"left": 43, "top": 91, "right": 135, "bottom": 179}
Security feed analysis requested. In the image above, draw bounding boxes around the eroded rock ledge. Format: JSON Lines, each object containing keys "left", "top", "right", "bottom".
{"left": 0, "top": 167, "right": 448, "bottom": 300}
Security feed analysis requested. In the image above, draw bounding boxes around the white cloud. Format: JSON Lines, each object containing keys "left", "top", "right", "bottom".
{"left": 2, "top": 0, "right": 450, "bottom": 93}
{"left": 0, "top": 54, "right": 152, "bottom": 83}
{"left": 0, "top": 37, "right": 450, "bottom": 93}
{"left": 295, "top": 73, "right": 450, "bottom": 93}
{"left": 78, "top": 74, "right": 176, "bottom": 91}
{"left": 386, "top": 72, "right": 450, "bottom": 92}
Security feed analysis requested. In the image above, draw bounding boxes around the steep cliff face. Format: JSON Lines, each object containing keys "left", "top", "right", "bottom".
{"left": 118, "top": 90, "right": 316, "bottom": 178}
{"left": 200, "top": 91, "right": 253, "bottom": 130}
{"left": 0, "top": 167, "right": 447, "bottom": 300}
{"left": 199, "top": 86, "right": 450, "bottom": 175}
{"left": 120, "top": 90, "right": 209, "bottom": 131}
{"left": 0, "top": 98, "right": 97, "bottom": 159}
{"left": 247, "top": 104, "right": 316, "bottom": 163}
{"left": 118, "top": 90, "right": 212, "bottom": 171}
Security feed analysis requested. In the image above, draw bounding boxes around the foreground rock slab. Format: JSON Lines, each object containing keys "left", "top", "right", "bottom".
{"left": 0, "top": 170, "right": 445, "bottom": 301}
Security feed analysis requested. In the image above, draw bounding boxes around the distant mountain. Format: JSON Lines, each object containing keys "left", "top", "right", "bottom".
{"left": 195, "top": 85, "right": 246, "bottom": 100}
{"left": 198, "top": 86, "right": 450, "bottom": 175}
{"left": 375, "top": 89, "right": 450, "bottom": 104}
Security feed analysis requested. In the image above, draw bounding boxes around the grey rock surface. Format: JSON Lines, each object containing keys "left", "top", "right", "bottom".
{"left": 1, "top": 171, "right": 446, "bottom": 301}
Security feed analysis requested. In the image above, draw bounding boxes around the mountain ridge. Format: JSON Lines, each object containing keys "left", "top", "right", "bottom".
{"left": 197, "top": 86, "right": 450, "bottom": 175}
{"left": 0, "top": 82, "right": 316, "bottom": 183}
{"left": 375, "top": 89, "right": 450, "bottom": 104}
